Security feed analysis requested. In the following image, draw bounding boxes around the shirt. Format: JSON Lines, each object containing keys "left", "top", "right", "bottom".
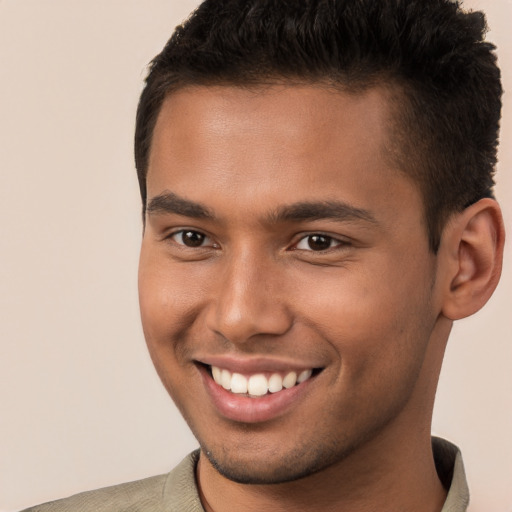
{"left": 21, "top": 437, "right": 469, "bottom": 511}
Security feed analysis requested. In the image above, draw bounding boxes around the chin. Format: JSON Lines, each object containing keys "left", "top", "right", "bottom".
{"left": 202, "top": 450, "right": 327, "bottom": 485}
{"left": 198, "top": 434, "right": 352, "bottom": 485}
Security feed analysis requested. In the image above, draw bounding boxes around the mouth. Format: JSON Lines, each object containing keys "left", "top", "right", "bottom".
{"left": 213, "top": 365, "right": 316, "bottom": 397}
{"left": 194, "top": 358, "right": 325, "bottom": 423}
{"left": 200, "top": 363, "right": 322, "bottom": 397}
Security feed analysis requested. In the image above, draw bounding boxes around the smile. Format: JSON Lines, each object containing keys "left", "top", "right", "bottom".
{"left": 210, "top": 366, "right": 314, "bottom": 397}
{"left": 196, "top": 361, "right": 323, "bottom": 423}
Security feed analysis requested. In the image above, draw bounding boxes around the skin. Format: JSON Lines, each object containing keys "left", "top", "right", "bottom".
{"left": 138, "top": 84, "right": 504, "bottom": 512}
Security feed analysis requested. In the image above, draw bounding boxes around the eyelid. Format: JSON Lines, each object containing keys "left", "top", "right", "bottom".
{"left": 292, "top": 233, "right": 350, "bottom": 252}
{"left": 167, "top": 228, "right": 218, "bottom": 248}
{"left": 163, "top": 228, "right": 350, "bottom": 252}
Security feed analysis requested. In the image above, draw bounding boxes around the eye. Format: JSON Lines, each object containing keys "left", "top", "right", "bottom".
{"left": 170, "top": 230, "right": 215, "bottom": 248}
{"left": 295, "top": 234, "right": 345, "bottom": 251}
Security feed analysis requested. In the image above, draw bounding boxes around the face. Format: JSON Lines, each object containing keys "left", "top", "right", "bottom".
{"left": 139, "top": 84, "right": 444, "bottom": 484}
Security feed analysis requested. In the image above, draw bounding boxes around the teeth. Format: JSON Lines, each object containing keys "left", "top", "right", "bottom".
{"left": 230, "top": 373, "right": 248, "bottom": 394}
{"left": 221, "top": 369, "right": 231, "bottom": 390}
{"left": 248, "top": 374, "right": 268, "bottom": 396}
{"left": 211, "top": 366, "right": 222, "bottom": 384}
{"left": 210, "top": 366, "right": 314, "bottom": 396}
{"left": 282, "top": 371, "right": 297, "bottom": 389}
{"left": 268, "top": 373, "right": 283, "bottom": 393}
{"left": 297, "top": 369, "right": 312, "bottom": 383}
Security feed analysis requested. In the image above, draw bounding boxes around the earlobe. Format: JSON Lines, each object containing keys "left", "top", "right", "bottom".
{"left": 441, "top": 198, "right": 505, "bottom": 321}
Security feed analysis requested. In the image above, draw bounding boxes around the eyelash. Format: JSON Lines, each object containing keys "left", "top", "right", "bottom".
{"left": 167, "top": 229, "right": 349, "bottom": 253}
{"left": 294, "top": 234, "right": 348, "bottom": 252}
{"left": 169, "top": 230, "right": 218, "bottom": 249}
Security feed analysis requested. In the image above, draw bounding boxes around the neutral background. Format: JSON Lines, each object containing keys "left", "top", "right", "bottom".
{"left": 0, "top": 1, "right": 510, "bottom": 511}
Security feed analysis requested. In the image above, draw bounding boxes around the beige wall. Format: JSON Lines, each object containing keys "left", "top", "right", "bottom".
{"left": 0, "top": 1, "right": 510, "bottom": 511}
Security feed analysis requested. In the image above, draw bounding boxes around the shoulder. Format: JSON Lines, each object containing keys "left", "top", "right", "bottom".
{"left": 20, "top": 450, "right": 203, "bottom": 512}
{"left": 20, "top": 474, "right": 168, "bottom": 512}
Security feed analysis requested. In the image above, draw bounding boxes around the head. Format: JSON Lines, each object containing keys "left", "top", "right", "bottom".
{"left": 135, "top": 0, "right": 502, "bottom": 252}
{"left": 135, "top": 0, "right": 504, "bottom": 489}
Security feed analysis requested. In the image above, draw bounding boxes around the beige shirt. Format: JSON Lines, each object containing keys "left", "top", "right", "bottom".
{"left": 22, "top": 437, "right": 469, "bottom": 511}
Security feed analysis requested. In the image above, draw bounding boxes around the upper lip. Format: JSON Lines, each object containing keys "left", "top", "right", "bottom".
{"left": 195, "top": 355, "right": 324, "bottom": 374}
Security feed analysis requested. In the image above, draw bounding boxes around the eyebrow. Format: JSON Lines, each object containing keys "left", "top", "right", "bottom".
{"left": 146, "top": 191, "right": 377, "bottom": 225}
{"left": 146, "top": 191, "right": 214, "bottom": 219}
{"left": 267, "top": 201, "right": 378, "bottom": 225}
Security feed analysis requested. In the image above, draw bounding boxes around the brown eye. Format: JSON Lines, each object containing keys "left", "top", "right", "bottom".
{"left": 172, "top": 230, "right": 208, "bottom": 247}
{"left": 295, "top": 234, "right": 344, "bottom": 252}
{"left": 306, "top": 235, "right": 332, "bottom": 251}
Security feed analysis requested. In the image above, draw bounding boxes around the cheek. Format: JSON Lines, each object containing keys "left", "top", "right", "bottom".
{"left": 292, "top": 255, "right": 435, "bottom": 374}
{"left": 138, "top": 251, "right": 204, "bottom": 399}
{"left": 138, "top": 248, "right": 205, "bottom": 342}
{"left": 138, "top": 267, "right": 176, "bottom": 343}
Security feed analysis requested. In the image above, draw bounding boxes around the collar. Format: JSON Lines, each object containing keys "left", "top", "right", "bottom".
{"left": 163, "top": 438, "right": 470, "bottom": 511}
{"left": 434, "top": 437, "right": 470, "bottom": 511}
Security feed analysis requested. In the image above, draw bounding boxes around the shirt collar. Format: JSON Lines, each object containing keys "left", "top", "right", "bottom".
{"left": 164, "top": 438, "right": 470, "bottom": 512}
{"left": 433, "top": 437, "right": 470, "bottom": 512}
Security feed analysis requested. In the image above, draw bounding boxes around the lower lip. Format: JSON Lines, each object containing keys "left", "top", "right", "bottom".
{"left": 198, "top": 366, "right": 316, "bottom": 424}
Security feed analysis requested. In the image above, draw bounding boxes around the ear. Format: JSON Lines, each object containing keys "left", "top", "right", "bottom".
{"left": 440, "top": 198, "right": 505, "bottom": 321}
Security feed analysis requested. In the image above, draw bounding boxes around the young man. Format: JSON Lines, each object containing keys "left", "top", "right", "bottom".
{"left": 24, "top": 0, "right": 504, "bottom": 511}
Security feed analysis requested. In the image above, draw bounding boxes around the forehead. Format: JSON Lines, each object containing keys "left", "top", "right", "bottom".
{"left": 147, "top": 84, "right": 421, "bottom": 224}
{"left": 149, "top": 84, "right": 393, "bottom": 174}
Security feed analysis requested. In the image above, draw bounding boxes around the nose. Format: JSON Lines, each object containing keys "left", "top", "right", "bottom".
{"left": 205, "top": 250, "right": 293, "bottom": 344}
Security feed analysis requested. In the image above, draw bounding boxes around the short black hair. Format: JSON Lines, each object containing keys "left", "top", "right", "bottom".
{"left": 135, "top": 0, "right": 502, "bottom": 251}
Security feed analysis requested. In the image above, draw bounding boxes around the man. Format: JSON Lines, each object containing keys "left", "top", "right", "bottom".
{"left": 23, "top": 0, "right": 504, "bottom": 510}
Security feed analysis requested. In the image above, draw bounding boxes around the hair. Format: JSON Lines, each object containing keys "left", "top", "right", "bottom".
{"left": 134, "top": 0, "right": 502, "bottom": 252}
